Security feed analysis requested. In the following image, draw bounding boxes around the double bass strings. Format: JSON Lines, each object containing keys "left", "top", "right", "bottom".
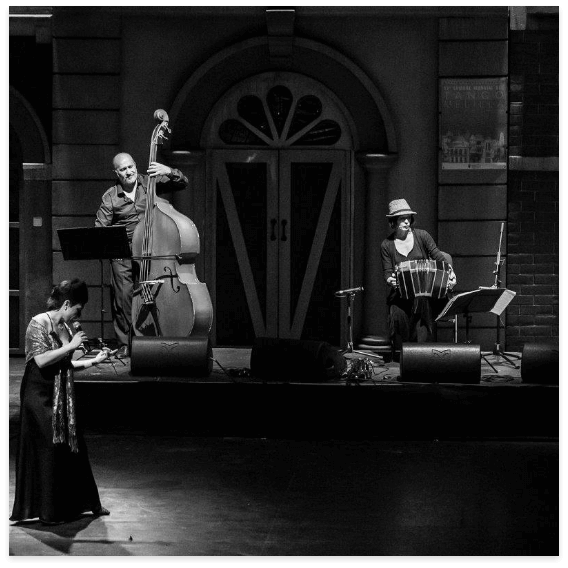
{"left": 140, "top": 127, "right": 160, "bottom": 304}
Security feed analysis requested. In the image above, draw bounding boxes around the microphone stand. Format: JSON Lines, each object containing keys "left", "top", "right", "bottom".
{"left": 67, "top": 323, "right": 125, "bottom": 372}
{"left": 335, "top": 287, "right": 382, "bottom": 359}
{"left": 484, "top": 222, "right": 520, "bottom": 368}
{"left": 99, "top": 341, "right": 127, "bottom": 368}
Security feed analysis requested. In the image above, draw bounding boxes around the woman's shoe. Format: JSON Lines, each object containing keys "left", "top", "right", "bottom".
{"left": 40, "top": 518, "right": 66, "bottom": 525}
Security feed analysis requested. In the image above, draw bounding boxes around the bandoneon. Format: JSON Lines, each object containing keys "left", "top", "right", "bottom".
{"left": 396, "top": 260, "right": 451, "bottom": 300}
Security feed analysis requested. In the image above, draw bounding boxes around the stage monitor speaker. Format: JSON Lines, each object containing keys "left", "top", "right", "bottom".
{"left": 521, "top": 341, "right": 559, "bottom": 384}
{"left": 250, "top": 337, "right": 346, "bottom": 382}
{"left": 400, "top": 343, "right": 481, "bottom": 384}
{"left": 130, "top": 335, "right": 212, "bottom": 377}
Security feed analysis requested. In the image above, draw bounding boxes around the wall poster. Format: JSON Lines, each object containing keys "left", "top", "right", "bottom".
{"left": 440, "top": 78, "right": 507, "bottom": 170}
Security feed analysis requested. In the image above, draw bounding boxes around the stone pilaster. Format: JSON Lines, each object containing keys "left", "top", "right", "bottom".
{"left": 356, "top": 153, "right": 397, "bottom": 338}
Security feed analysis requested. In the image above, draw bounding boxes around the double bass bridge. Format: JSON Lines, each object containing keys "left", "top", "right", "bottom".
{"left": 135, "top": 264, "right": 182, "bottom": 304}
{"left": 136, "top": 280, "right": 163, "bottom": 305}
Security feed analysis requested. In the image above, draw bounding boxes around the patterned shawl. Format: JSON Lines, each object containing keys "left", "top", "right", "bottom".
{"left": 24, "top": 318, "right": 78, "bottom": 453}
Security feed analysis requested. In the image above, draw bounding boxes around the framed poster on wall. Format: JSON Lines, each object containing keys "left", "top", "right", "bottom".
{"left": 440, "top": 78, "right": 507, "bottom": 171}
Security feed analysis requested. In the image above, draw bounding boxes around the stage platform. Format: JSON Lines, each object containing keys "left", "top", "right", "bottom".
{"left": 9, "top": 347, "right": 558, "bottom": 440}
{"left": 8, "top": 350, "right": 559, "bottom": 555}
{"left": 51, "top": 346, "right": 527, "bottom": 385}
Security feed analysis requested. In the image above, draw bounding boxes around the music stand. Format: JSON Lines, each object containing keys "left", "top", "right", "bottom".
{"left": 435, "top": 287, "right": 517, "bottom": 372}
{"left": 57, "top": 226, "right": 130, "bottom": 345}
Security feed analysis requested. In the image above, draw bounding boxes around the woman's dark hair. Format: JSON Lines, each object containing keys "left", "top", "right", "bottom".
{"left": 46, "top": 278, "right": 89, "bottom": 310}
{"left": 389, "top": 215, "right": 415, "bottom": 230}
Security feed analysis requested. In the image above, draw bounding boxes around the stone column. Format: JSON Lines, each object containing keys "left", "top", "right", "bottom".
{"left": 165, "top": 150, "right": 205, "bottom": 213}
{"left": 356, "top": 153, "right": 397, "bottom": 339}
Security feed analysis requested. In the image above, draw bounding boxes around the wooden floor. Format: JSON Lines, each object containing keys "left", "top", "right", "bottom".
{"left": 8, "top": 350, "right": 559, "bottom": 556}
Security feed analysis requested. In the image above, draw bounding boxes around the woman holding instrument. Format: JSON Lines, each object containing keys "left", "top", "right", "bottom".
{"left": 10, "top": 278, "right": 111, "bottom": 525}
{"left": 380, "top": 199, "right": 456, "bottom": 356}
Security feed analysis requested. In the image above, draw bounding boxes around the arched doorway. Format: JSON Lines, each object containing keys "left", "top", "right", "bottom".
{"left": 9, "top": 86, "right": 52, "bottom": 354}
{"left": 204, "top": 73, "right": 354, "bottom": 346}
{"left": 166, "top": 36, "right": 398, "bottom": 346}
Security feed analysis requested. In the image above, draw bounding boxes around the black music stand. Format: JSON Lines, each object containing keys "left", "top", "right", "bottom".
{"left": 58, "top": 226, "right": 130, "bottom": 345}
{"left": 435, "top": 287, "right": 516, "bottom": 372}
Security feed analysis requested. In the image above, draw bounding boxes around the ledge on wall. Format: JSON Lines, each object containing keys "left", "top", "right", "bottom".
{"left": 508, "top": 156, "right": 559, "bottom": 172}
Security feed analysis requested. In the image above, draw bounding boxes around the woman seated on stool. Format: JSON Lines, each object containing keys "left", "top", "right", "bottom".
{"left": 380, "top": 199, "right": 456, "bottom": 357}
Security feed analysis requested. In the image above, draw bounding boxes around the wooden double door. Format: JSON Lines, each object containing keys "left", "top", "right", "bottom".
{"left": 209, "top": 149, "right": 350, "bottom": 346}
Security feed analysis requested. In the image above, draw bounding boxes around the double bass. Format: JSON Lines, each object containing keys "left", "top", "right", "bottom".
{"left": 130, "top": 110, "right": 213, "bottom": 376}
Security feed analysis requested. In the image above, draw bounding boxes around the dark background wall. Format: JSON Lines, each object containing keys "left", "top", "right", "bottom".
{"left": 8, "top": 6, "right": 559, "bottom": 354}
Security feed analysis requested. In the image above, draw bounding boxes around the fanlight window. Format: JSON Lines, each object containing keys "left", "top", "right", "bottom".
{"left": 219, "top": 85, "right": 342, "bottom": 147}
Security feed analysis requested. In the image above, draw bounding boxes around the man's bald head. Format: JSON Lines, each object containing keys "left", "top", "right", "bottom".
{"left": 113, "top": 153, "right": 135, "bottom": 170}
{"left": 112, "top": 153, "right": 138, "bottom": 189}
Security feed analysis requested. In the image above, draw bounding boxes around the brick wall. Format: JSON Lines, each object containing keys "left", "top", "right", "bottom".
{"left": 506, "top": 12, "right": 559, "bottom": 351}
{"left": 506, "top": 171, "right": 558, "bottom": 349}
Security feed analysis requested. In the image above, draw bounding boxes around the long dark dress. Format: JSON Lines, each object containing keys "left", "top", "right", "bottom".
{"left": 10, "top": 318, "right": 102, "bottom": 523}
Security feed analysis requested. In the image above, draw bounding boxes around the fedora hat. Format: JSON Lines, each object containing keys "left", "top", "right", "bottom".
{"left": 386, "top": 198, "right": 417, "bottom": 218}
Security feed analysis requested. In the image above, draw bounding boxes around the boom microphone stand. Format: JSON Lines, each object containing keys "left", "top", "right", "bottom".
{"left": 335, "top": 286, "right": 382, "bottom": 359}
{"left": 484, "top": 221, "right": 520, "bottom": 368}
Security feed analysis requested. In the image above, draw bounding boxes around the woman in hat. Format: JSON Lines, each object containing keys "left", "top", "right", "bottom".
{"left": 380, "top": 199, "right": 456, "bottom": 356}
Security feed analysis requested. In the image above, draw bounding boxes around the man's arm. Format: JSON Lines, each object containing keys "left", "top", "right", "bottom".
{"left": 166, "top": 167, "right": 189, "bottom": 188}
{"left": 148, "top": 162, "right": 189, "bottom": 193}
{"left": 95, "top": 191, "right": 114, "bottom": 227}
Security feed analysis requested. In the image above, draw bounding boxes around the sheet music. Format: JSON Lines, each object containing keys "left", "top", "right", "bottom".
{"left": 435, "top": 287, "right": 516, "bottom": 321}
{"left": 435, "top": 289, "right": 480, "bottom": 320}
{"left": 489, "top": 288, "right": 516, "bottom": 316}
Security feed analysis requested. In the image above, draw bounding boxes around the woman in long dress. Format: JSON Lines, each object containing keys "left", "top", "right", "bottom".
{"left": 10, "top": 278, "right": 111, "bottom": 525}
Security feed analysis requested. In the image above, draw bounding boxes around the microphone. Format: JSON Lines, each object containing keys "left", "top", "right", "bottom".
{"left": 334, "top": 286, "right": 364, "bottom": 297}
{"left": 72, "top": 321, "right": 91, "bottom": 354}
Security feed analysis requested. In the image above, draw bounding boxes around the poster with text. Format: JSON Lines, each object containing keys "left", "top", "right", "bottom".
{"left": 440, "top": 78, "right": 507, "bottom": 170}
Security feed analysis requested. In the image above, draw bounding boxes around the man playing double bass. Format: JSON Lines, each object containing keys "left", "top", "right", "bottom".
{"left": 95, "top": 153, "right": 189, "bottom": 358}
